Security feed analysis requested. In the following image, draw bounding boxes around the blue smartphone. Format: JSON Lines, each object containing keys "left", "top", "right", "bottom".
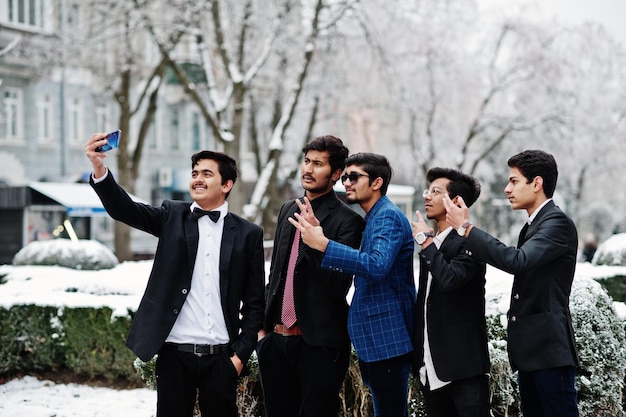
{"left": 95, "top": 129, "right": 121, "bottom": 152}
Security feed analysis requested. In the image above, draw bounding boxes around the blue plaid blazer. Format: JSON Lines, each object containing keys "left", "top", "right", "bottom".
{"left": 321, "top": 195, "right": 416, "bottom": 362}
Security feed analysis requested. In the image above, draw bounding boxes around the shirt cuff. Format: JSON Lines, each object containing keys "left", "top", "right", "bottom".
{"left": 92, "top": 167, "right": 109, "bottom": 183}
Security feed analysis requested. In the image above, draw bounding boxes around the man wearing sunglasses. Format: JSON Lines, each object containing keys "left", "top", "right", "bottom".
{"left": 257, "top": 135, "right": 365, "bottom": 417}
{"left": 412, "top": 167, "right": 490, "bottom": 417}
{"left": 289, "top": 152, "right": 416, "bottom": 417}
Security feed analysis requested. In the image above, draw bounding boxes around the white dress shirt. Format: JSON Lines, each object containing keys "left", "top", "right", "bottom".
{"left": 420, "top": 226, "right": 453, "bottom": 390}
{"left": 166, "top": 202, "right": 230, "bottom": 345}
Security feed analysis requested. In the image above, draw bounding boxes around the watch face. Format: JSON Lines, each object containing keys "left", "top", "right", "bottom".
{"left": 457, "top": 226, "right": 465, "bottom": 236}
{"left": 415, "top": 233, "right": 426, "bottom": 244}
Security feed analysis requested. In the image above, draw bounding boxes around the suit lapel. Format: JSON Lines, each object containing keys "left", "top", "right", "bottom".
{"left": 220, "top": 214, "right": 236, "bottom": 302}
{"left": 517, "top": 223, "right": 529, "bottom": 248}
{"left": 185, "top": 207, "right": 200, "bottom": 269}
{"left": 279, "top": 200, "right": 300, "bottom": 262}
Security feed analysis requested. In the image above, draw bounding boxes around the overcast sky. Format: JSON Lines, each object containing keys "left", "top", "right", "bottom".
{"left": 479, "top": 0, "right": 626, "bottom": 44}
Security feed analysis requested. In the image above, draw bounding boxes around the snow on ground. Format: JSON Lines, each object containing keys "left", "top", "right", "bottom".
{"left": 0, "top": 375, "right": 156, "bottom": 417}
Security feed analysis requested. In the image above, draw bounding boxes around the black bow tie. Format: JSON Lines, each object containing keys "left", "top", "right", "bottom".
{"left": 192, "top": 207, "right": 220, "bottom": 222}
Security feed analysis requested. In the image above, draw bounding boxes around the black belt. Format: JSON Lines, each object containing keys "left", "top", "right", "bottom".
{"left": 166, "top": 342, "right": 230, "bottom": 356}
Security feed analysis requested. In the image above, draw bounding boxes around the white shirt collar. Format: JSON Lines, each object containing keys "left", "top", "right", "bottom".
{"left": 528, "top": 198, "right": 552, "bottom": 225}
{"left": 434, "top": 226, "right": 453, "bottom": 249}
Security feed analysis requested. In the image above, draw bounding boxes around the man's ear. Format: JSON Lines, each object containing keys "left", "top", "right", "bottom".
{"left": 222, "top": 179, "right": 234, "bottom": 194}
{"left": 331, "top": 169, "right": 342, "bottom": 183}
{"left": 533, "top": 176, "right": 544, "bottom": 192}
{"left": 371, "top": 177, "right": 383, "bottom": 191}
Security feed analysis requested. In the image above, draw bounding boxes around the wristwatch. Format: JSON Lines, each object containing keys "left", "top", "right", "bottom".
{"left": 414, "top": 231, "right": 434, "bottom": 245}
{"left": 457, "top": 221, "right": 472, "bottom": 237}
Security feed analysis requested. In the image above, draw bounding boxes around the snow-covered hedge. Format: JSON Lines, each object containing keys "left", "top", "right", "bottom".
{"left": 0, "top": 304, "right": 138, "bottom": 382}
{"left": 12, "top": 239, "right": 118, "bottom": 270}
{"left": 483, "top": 275, "right": 626, "bottom": 416}
{"left": 571, "top": 277, "right": 626, "bottom": 416}
{"left": 593, "top": 233, "right": 626, "bottom": 266}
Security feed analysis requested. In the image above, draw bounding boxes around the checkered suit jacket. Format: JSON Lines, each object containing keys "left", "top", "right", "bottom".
{"left": 321, "top": 195, "right": 416, "bottom": 362}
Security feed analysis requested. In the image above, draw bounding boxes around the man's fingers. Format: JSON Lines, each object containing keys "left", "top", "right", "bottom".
{"left": 287, "top": 216, "right": 301, "bottom": 230}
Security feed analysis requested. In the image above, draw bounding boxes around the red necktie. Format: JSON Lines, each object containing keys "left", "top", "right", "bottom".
{"left": 281, "top": 229, "right": 300, "bottom": 328}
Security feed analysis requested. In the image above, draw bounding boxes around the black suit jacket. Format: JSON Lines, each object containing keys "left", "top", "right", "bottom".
{"left": 413, "top": 231, "right": 489, "bottom": 382}
{"left": 466, "top": 200, "right": 579, "bottom": 372}
{"left": 90, "top": 173, "right": 265, "bottom": 363}
{"left": 264, "top": 191, "right": 364, "bottom": 348}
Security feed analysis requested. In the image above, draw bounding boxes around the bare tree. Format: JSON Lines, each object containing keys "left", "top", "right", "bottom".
{"left": 337, "top": 1, "right": 626, "bottom": 237}
{"left": 138, "top": 0, "right": 360, "bottom": 231}
{"left": 74, "top": 0, "right": 189, "bottom": 260}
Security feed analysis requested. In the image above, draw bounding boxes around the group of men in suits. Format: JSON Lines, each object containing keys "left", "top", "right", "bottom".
{"left": 85, "top": 129, "right": 579, "bottom": 417}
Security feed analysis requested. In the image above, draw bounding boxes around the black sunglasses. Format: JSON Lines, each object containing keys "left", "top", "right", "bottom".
{"left": 341, "top": 172, "right": 370, "bottom": 184}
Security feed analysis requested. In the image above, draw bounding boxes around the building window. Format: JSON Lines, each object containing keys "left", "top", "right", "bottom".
{"left": 1, "top": 88, "right": 23, "bottom": 141}
{"left": 95, "top": 105, "right": 109, "bottom": 133}
{"left": 191, "top": 111, "right": 201, "bottom": 150}
{"left": 37, "top": 93, "right": 53, "bottom": 142}
{"left": 67, "top": 97, "right": 83, "bottom": 143}
{"left": 148, "top": 130, "right": 158, "bottom": 149}
{"left": 6, "top": 0, "right": 46, "bottom": 29}
{"left": 66, "top": 2, "right": 80, "bottom": 31}
{"left": 148, "top": 114, "right": 158, "bottom": 149}
{"left": 170, "top": 108, "right": 180, "bottom": 150}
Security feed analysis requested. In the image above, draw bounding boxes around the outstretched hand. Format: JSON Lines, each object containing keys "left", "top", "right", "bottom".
{"left": 288, "top": 197, "right": 329, "bottom": 252}
{"left": 442, "top": 193, "right": 470, "bottom": 230}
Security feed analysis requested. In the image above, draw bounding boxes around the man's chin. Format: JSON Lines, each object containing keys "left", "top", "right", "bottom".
{"left": 304, "top": 184, "right": 332, "bottom": 195}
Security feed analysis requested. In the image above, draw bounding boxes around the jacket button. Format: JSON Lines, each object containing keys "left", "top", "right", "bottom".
{"left": 513, "top": 293, "right": 519, "bottom": 299}
{"left": 510, "top": 316, "right": 516, "bottom": 322}
{"left": 173, "top": 309, "right": 179, "bottom": 315}
{"left": 182, "top": 289, "right": 188, "bottom": 295}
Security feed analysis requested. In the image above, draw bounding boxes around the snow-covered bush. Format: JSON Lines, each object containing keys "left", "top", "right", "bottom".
{"left": 133, "top": 356, "right": 157, "bottom": 390}
{"left": 593, "top": 233, "right": 626, "bottom": 266}
{"left": 570, "top": 276, "right": 626, "bottom": 416}
{"left": 12, "top": 239, "right": 118, "bottom": 270}
{"left": 481, "top": 275, "right": 626, "bottom": 416}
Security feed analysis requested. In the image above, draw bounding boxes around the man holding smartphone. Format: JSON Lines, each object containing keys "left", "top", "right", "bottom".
{"left": 85, "top": 132, "right": 265, "bottom": 417}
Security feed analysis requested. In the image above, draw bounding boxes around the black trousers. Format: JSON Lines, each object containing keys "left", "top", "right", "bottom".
{"left": 155, "top": 343, "right": 239, "bottom": 417}
{"left": 358, "top": 353, "right": 411, "bottom": 417}
{"left": 257, "top": 332, "right": 351, "bottom": 417}
{"left": 421, "top": 374, "right": 490, "bottom": 417}
{"left": 518, "top": 366, "right": 579, "bottom": 417}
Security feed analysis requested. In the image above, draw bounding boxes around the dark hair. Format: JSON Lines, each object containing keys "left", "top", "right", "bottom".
{"left": 507, "top": 150, "right": 558, "bottom": 197}
{"left": 190, "top": 150, "right": 239, "bottom": 198}
{"left": 345, "top": 152, "right": 393, "bottom": 195}
{"left": 427, "top": 167, "right": 481, "bottom": 207}
{"left": 302, "top": 135, "right": 349, "bottom": 174}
